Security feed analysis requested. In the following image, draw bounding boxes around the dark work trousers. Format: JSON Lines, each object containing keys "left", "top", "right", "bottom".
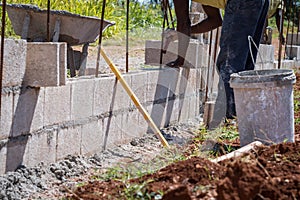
{"left": 216, "top": 0, "right": 269, "bottom": 119}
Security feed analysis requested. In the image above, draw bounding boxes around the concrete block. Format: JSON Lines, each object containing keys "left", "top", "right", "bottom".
{"left": 24, "top": 130, "right": 57, "bottom": 168}
{"left": 130, "top": 72, "right": 148, "bottom": 105}
{"left": 0, "top": 139, "right": 8, "bottom": 174}
{"left": 286, "top": 33, "right": 300, "bottom": 45}
{"left": 1, "top": 39, "right": 27, "bottom": 87}
{"left": 286, "top": 45, "right": 300, "bottom": 60}
{"left": 25, "top": 42, "right": 67, "bottom": 87}
{"left": 70, "top": 78, "right": 94, "bottom": 120}
{"left": 165, "top": 99, "right": 178, "bottom": 125}
{"left": 145, "top": 40, "right": 199, "bottom": 68}
{"left": 114, "top": 74, "right": 131, "bottom": 111}
{"left": 147, "top": 70, "right": 160, "bottom": 103}
{"left": 81, "top": 120, "right": 104, "bottom": 155}
{"left": 56, "top": 126, "right": 81, "bottom": 160}
{"left": 189, "top": 95, "right": 197, "bottom": 119}
{"left": 121, "top": 110, "right": 144, "bottom": 139}
{"left": 275, "top": 60, "right": 296, "bottom": 69}
{"left": 149, "top": 102, "right": 167, "bottom": 128}
{"left": 60, "top": 44, "right": 67, "bottom": 85}
{"left": 44, "top": 84, "right": 71, "bottom": 125}
{"left": 102, "top": 115, "right": 123, "bottom": 150}
{"left": 93, "top": 76, "right": 115, "bottom": 115}
{"left": 12, "top": 87, "right": 45, "bottom": 137}
{"left": 197, "top": 44, "right": 209, "bottom": 69}
{"left": 0, "top": 93, "right": 13, "bottom": 140}
{"left": 257, "top": 44, "right": 274, "bottom": 64}
{"left": 4, "top": 135, "right": 31, "bottom": 172}
{"left": 177, "top": 97, "right": 189, "bottom": 123}
{"left": 147, "top": 68, "right": 180, "bottom": 105}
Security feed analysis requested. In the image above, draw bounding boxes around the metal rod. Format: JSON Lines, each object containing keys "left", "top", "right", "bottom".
{"left": 100, "top": 48, "right": 170, "bottom": 148}
{"left": 284, "top": 0, "right": 292, "bottom": 59}
{"left": 163, "top": 0, "right": 170, "bottom": 28}
{"left": 278, "top": 0, "right": 285, "bottom": 68}
{"left": 204, "top": 30, "right": 213, "bottom": 103}
{"left": 159, "top": 1, "right": 167, "bottom": 68}
{"left": 210, "top": 28, "right": 219, "bottom": 95}
{"left": 95, "top": 0, "right": 107, "bottom": 77}
{"left": 289, "top": 0, "right": 297, "bottom": 58}
{"left": 126, "top": 0, "right": 129, "bottom": 73}
{"left": 47, "top": 0, "right": 50, "bottom": 41}
{"left": 0, "top": 0, "right": 6, "bottom": 124}
{"left": 166, "top": 0, "right": 174, "bottom": 29}
{"left": 296, "top": 11, "right": 300, "bottom": 45}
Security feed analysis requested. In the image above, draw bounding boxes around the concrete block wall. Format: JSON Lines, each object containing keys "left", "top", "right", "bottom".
{"left": 0, "top": 38, "right": 203, "bottom": 173}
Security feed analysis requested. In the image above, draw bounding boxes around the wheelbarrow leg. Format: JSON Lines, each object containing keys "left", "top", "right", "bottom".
{"left": 67, "top": 45, "right": 76, "bottom": 77}
{"left": 78, "top": 43, "right": 89, "bottom": 76}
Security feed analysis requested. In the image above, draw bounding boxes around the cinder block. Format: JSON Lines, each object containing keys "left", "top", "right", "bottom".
{"left": 130, "top": 72, "right": 148, "bottom": 105}
{"left": 102, "top": 115, "right": 123, "bottom": 150}
{"left": 5, "top": 135, "right": 31, "bottom": 172}
{"left": 114, "top": 75, "right": 131, "bottom": 111}
{"left": 24, "top": 42, "right": 67, "bottom": 87}
{"left": 275, "top": 60, "right": 296, "bottom": 69}
{"left": 70, "top": 79, "right": 94, "bottom": 120}
{"left": 44, "top": 84, "right": 71, "bottom": 125}
{"left": 149, "top": 103, "right": 167, "bottom": 128}
{"left": 93, "top": 76, "right": 116, "bottom": 115}
{"left": 0, "top": 139, "right": 8, "bottom": 174}
{"left": 189, "top": 95, "right": 197, "bottom": 119}
{"left": 286, "top": 45, "right": 300, "bottom": 60}
{"left": 121, "top": 110, "right": 144, "bottom": 139}
{"left": 60, "top": 44, "right": 67, "bottom": 85}
{"left": 165, "top": 99, "right": 178, "bottom": 125}
{"left": 24, "top": 130, "right": 57, "bottom": 168}
{"left": 145, "top": 40, "right": 199, "bottom": 68}
{"left": 56, "top": 126, "right": 81, "bottom": 160}
{"left": 257, "top": 44, "right": 274, "bottom": 64}
{"left": 197, "top": 44, "right": 209, "bottom": 69}
{"left": 149, "top": 68, "right": 179, "bottom": 103}
{"left": 12, "top": 87, "right": 45, "bottom": 137}
{"left": 286, "top": 33, "right": 300, "bottom": 45}
{"left": 0, "top": 93, "right": 13, "bottom": 140}
{"left": 177, "top": 97, "right": 189, "bottom": 123}
{"left": 81, "top": 120, "right": 105, "bottom": 155}
{"left": 147, "top": 70, "right": 160, "bottom": 103}
{"left": 1, "top": 39, "right": 27, "bottom": 87}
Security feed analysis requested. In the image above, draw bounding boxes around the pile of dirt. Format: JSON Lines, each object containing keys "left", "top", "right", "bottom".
{"left": 69, "top": 141, "right": 300, "bottom": 200}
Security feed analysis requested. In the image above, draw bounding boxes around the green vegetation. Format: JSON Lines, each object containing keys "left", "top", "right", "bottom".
{"left": 1, "top": 0, "right": 164, "bottom": 39}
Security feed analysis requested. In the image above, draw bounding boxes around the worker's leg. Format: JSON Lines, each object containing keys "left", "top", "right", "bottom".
{"left": 167, "top": 0, "right": 191, "bottom": 67}
{"left": 216, "top": 0, "right": 269, "bottom": 119}
{"left": 245, "top": 0, "right": 269, "bottom": 70}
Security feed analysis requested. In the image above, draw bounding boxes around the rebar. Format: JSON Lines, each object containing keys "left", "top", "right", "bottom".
{"left": 95, "top": 0, "right": 107, "bottom": 77}
{"left": 47, "top": 0, "right": 50, "bottom": 41}
{"left": 159, "top": 0, "right": 167, "bottom": 68}
{"left": 126, "top": 0, "right": 129, "bottom": 73}
{"left": 0, "top": 0, "right": 6, "bottom": 124}
{"left": 278, "top": 0, "right": 285, "bottom": 68}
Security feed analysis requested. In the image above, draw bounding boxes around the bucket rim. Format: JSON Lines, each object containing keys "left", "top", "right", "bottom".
{"left": 231, "top": 69, "right": 294, "bottom": 79}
